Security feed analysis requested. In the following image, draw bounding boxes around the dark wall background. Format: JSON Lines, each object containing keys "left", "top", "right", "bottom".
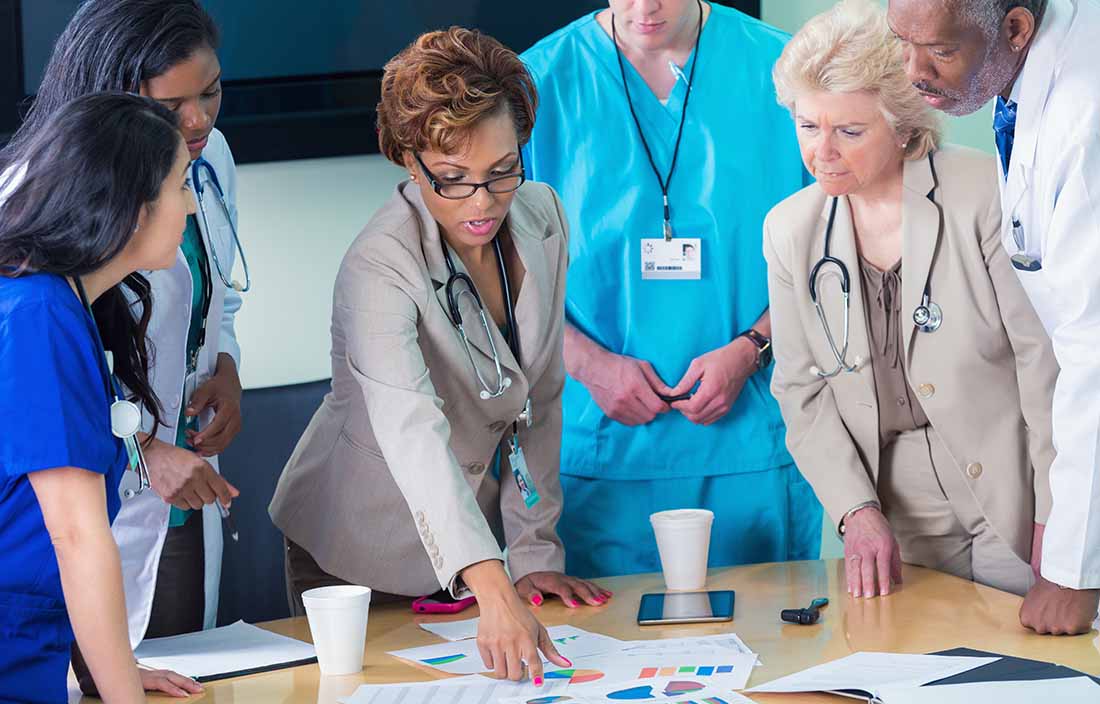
{"left": 2, "top": 1, "right": 760, "bottom": 163}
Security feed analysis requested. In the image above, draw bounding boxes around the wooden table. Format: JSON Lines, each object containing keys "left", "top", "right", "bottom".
{"left": 87, "top": 560, "right": 1100, "bottom": 703}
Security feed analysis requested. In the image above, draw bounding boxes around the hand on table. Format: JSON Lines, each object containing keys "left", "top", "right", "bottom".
{"left": 668, "top": 337, "right": 757, "bottom": 426}
{"left": 515, "top": 572, "right": 613, "bottom": 608}
{"left": 843, "top": 506, "right": 903, "bottom": 598}
{"left": 185, "top": 354, "right": 243, "bottom": 456}
{"left": 145, "top": 437, "right": 239, "bottom": 511}
{"left": 463, "top": 561, "right": 571, "bottom": 683}
{"left": 139, "top": 668, "right": 205, "bottom": 697}
{"left": 577, "top": 350, "right": 671, "bottom": 426}
{"left": 1019, "top": 577, "right": 1100, "bottom": 635}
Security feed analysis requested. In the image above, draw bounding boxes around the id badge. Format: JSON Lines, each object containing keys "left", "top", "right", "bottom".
{"left": 508, "top": 439, "right": 541, "bottom": 509}
{"left": 641, "top": 237, "right": 701, "bottom": 280}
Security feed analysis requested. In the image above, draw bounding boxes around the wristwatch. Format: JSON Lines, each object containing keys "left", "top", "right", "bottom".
{"left": 738, "top": 328, "right": 773, "bottom": 371}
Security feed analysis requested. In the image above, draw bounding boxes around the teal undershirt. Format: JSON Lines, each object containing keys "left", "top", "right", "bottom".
{"left": 169, "top": 215, "right": 209, "bottom": 528}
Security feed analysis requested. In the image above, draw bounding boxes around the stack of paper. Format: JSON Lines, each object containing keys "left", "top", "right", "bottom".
{"left": 746, "top": 652, "right": 998, "bottom": 699}
{"left": 134, "top": 620, "right": 317, "bottom": 682}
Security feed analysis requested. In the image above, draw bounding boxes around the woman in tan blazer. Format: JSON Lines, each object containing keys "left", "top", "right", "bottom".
{"left": 269, "top": 28, "right": 609, "bottom": 683}
{"left": 764, "top": 0, "right": 1057, "bottom": 600}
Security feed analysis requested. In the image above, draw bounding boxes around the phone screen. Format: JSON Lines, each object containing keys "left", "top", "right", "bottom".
{"left": 637, "top": 590, "right": 735, "bottom": 625}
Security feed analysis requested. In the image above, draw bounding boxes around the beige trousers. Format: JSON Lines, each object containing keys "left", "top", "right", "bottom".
{"left": 878, "top": 428, "right": 1034, "bottom": 596}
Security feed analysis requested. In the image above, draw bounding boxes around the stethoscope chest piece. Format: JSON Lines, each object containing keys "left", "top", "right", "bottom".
{"left": 110, "top": 399, "right": 143, "bottom": 439}
{"left": 913, "top": 299, "right": 942, "bottom": 333}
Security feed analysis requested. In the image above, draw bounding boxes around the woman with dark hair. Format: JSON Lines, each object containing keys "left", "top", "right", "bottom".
{"left": 4, "top": 0, "right": 247, "bottom": 657}
{"left": 0, "top": 92, "right": 197, "bottom": 702}
{"left": 270, "top": 28, "right": 610, "bottom": 685}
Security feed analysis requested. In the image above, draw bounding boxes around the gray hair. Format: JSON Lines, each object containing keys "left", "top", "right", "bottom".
{"left": 952, "top": 0, "right": 1046, "bottom": 38}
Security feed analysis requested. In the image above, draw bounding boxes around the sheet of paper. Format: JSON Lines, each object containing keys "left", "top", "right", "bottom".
{"left": 746, "top": 652, "right": 998, "bottom": 696}
{"left": 134, "top": 620, "right": 316, "bottom": 681}
{"left": 500, "top": 676, "right": 755, "bottom": 704}
{"left": 389, "top": 625, "right": 623, "bottom": 675}
{"left": 417, "top": 617, "right": 479, "bottom": 642}
{"left": 877, "top": 676, "right": 1100, "bottom": 704}
{"left": 621, "top": 633, "right": 756, "bottom": 656}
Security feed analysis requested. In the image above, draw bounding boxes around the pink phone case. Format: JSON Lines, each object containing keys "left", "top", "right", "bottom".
{"left": 412, "top": 594, "right": 477, "bottom": 614}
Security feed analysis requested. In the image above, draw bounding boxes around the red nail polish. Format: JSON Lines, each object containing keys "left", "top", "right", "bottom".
{"left": 532, "top": 594, "right": 543, "bottom": 606}
{"left": 534, "top": 677, "right": 543, "bottom": 686}
{"left": 564, "top": 658, "right": 573, "bottom": 667}
{"left": 569, "top": 599, "right": 579, "bottom": 607}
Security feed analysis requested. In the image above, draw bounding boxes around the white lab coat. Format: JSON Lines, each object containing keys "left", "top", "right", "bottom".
{"left": 997, "top": 0, "right": 1100, "bottom": 590}
{"left": 112, "top": 127, "right": 243, "bottom": 646}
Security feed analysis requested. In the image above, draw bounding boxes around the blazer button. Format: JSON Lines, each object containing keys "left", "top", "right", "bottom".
{"left": 488, "top": 421, "right": 507, "bottom": 434}
{"left": 917, "top": 383, "right": 936, "bottom": 399}
{"left": 966, "top": 462, "right": 983, "bottom": 479}
{"left": 466, "top": 462, "right": 487, "bottom": 475}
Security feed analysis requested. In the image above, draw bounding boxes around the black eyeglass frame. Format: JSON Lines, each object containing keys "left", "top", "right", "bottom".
{"left": 413, "top": 150, "right": 526, "bottom": 200}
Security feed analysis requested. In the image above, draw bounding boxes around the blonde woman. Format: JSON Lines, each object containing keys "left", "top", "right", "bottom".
{"left": 764, "top": 0, "right": 1057, "bottom": 601}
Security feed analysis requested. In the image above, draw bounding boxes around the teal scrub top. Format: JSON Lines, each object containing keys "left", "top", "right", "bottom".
{"left": 521, "top": 5, "right": 810, "bottom": 481}
{"left": 169, "top": 214, "right": 209, "bottom": 527}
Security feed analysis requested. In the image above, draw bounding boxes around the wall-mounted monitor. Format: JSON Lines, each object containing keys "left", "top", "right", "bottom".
{"left": 1, "top": 0, "right": 761, "bottom": 163}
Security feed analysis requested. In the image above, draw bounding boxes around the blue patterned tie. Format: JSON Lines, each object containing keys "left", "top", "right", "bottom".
{"left": 993, "top": 97, "right": 1018, "bottom": 177}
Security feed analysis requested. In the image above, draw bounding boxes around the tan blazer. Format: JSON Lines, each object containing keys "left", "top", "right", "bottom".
{"left": 763, "top": 146, "right": 1057, "bottom": 563}
{"left": 269, "top": 180, "right": 568, "bottom": 597}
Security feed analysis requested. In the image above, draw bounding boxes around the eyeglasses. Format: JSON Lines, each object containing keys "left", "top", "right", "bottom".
{"left": 414, "top": 151, "right": 526, "bottom": 200}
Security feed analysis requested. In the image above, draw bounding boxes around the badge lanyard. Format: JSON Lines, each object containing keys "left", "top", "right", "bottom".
{"left": 612, "top": 0, "right": 704, "bottom": 241}
{"left": 492, "top": 236, "right": 540, "bottom": 509}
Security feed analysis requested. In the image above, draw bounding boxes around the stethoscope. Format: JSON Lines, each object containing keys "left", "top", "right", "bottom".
{"left": 190, "top": 157, "right": 251, "bottom": 293}
{"left": 808, "top": 154, "right": 943, "bottom": 378}
{"left": 74, "top": 278, "right": 152, "bottom": 498}
{"left": 440, "top": 235, "right": 533, "bottom": 427}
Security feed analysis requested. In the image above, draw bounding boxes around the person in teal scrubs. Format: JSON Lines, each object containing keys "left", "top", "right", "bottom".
{"left": 0, "top": 93, "right": 200, "bottom": 702}
{"left": 521, "top": 0, "right": 823, "bottom": 578}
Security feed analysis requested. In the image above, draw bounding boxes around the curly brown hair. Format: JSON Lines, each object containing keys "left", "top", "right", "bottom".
{"left": 376, "top": 27, "right": 538, "bottom": 166}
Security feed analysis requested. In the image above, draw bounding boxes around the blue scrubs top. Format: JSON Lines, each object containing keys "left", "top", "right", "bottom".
{"left": 0, "top": 273, "right": 128, "bottom": 704}
{"left": 521, "top": 5, "right": 810, "bottom": 480}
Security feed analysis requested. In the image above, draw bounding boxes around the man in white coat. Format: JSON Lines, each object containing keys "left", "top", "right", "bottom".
{"left": 887, "top": 0, "right": 1100, "bottom": 635}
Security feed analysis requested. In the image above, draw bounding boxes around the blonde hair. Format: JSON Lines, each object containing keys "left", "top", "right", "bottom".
{"left": 773, "top": 0, "right": 940, "bottom": 159}
{"left": 376, "top": 27, "right": 537, "bottom": 165}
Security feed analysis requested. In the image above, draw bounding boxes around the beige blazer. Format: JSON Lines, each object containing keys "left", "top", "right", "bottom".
{"left": 764, "top": 146, "right": 1057, "bottom": 563}
{"left": 269, "top": 180, "right": 568, "bottom": 597}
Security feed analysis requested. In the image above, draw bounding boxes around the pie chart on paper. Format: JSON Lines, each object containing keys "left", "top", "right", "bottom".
{"left": 544, "top": 668, "right": 605, "bottom": 685}
{"left": 663, "top": 680, "right": 706, "bottom": 696}
{"left": 606, "top": 685, "right": 655, "bottom": 700}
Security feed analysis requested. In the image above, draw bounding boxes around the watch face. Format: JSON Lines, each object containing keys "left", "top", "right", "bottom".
{"left": 759, "top": 346, "right": 774, "bottom": 369}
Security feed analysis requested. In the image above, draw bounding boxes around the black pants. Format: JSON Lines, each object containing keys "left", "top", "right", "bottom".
{"left": 73, "top": 514, "right": 205, "bottom": 694}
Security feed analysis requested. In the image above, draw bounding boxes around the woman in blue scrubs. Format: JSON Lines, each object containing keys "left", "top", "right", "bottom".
{"left": 521, "top": 0, "right": 823, "bottom": 577}
{"left": 0, "top": 93, "right": 197, "bottom": 702}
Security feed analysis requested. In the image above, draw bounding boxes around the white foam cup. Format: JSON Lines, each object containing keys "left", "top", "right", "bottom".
{"left": 302, "top": 585, "right": 372, "bottom": 675}
{"left": 650, "top": 509, "right": 714, "bottom": 591}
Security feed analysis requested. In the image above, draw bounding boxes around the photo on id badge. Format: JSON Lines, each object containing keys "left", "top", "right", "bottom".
{"left": 642, "top": 238, "right": 701, "bottom": 280}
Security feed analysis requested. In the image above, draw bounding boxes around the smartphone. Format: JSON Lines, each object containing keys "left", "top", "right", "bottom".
{"left": 637, "top": 590, "right": 735, "bottom": 626}
{"left": 412, "top": 589, "right": 477, "bottom": 615}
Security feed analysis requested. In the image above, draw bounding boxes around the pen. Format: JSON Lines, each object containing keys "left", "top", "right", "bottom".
{"left": 218, "top": 501, "right": 239, "bottom": 542}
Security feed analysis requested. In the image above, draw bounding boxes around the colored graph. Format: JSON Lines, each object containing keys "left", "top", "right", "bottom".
{"left": 526, "top": 697, "right": 574, "bottom": 704}
{"left": 544, "top": 668, "right": 605, "bottom": 685}
{"left": 669, "top": 699, "right": 730, "bottom": 704}
{"left": 553, "top": 635, "right": 581, "bottom": 645}
{"left": 638, "top": 665, "right": 737, "bottom": 678}
{"left": 421, "top": 653, "right": 467, "bottom": 666}
{"left": 607, "top": 685, "right": 655, "bottom": 700}
{"left": 663, "top": 681, "right": 705, "bottom": 696}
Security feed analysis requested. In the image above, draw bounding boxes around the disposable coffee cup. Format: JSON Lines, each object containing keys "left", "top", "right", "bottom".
{"left": 650, "top": 509, "right": 714, "bottom": 591}
{"left": 302, "top": 585, "right": 371, "bottom": 676}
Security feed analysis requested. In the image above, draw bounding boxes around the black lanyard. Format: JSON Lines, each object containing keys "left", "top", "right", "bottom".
{"left": 612, "top": 0, "right": 704, "bottom": 241}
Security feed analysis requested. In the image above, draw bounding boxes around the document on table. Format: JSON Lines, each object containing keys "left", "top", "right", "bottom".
{"left": 746, "top": 652, "right": 998, "bottom": 697}
{"left": 417, "top": 616, "right": 479, "bottom": 641}
{"left": 876, "top": 676, "right": 1100, "bottom": 703}
{"left": 389, "top": 625, "right": 623, "bottom": 675}
{"left": 497, "top": 676, "right": 756, "bottom": 704}
{"left": 621, "top": 633, "right": 756, "bottom": 656}
{"left": 134, "top": 620, "right": 316, "bottom": 682}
